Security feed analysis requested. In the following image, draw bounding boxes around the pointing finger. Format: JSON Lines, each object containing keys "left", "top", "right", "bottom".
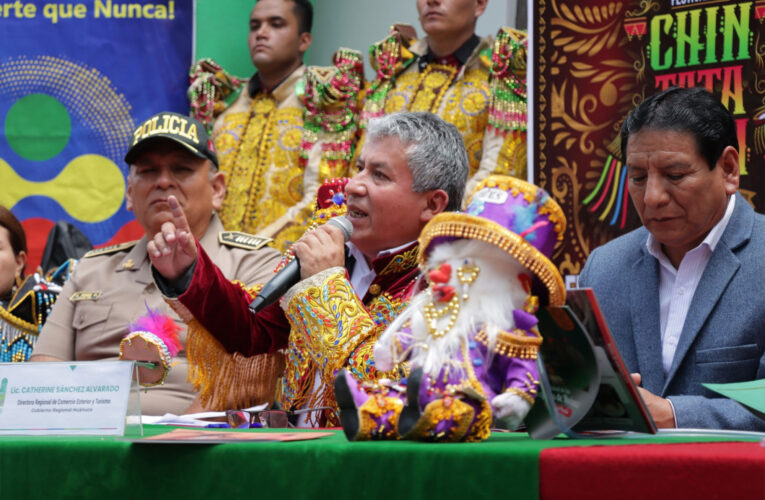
{"left": 168, "top": 195, "right": 191, "bottom": 234}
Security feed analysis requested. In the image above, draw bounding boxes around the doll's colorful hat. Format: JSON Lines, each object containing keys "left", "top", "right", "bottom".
{"left": 418, "top": 175, "right": 566, "bottom": 306}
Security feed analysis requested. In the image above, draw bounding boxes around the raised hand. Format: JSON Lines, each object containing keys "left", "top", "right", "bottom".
{"left": 147, "top": 195, "right": 198, "bottom": 281}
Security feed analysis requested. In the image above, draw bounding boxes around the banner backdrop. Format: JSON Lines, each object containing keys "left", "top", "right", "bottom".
{"left": 533, "top": 0, "right": 765, "bottom": 281}
{"left": 0, "top": 0, "right": 193, "bottom": 272}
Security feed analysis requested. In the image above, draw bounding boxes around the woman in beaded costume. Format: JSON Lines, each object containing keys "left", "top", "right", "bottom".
{"left": 334, "top": 175, "right": 566, "bottom": 442}
{"left": 0, "top": 207, "right": 66, "bottom": 362}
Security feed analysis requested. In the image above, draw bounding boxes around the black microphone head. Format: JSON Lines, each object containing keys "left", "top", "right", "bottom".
{"left": 327, "top": 215, "right": 353, "bottom": 242}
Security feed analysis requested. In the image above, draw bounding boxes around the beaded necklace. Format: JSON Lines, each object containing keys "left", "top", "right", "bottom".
{"left": 422, "top": 261, "right": 480, "bottom": 339}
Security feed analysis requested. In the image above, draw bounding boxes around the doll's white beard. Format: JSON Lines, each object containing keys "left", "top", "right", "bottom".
{"left": 379, "top": 240, "right": 530, "bottom": 378}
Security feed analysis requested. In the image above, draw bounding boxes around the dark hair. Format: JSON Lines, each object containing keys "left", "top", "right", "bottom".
{"left": 621, "top": 87, "right": 738, "bottom": 170}
{"left": 254, "top": 0, "right": 312, "bottom": 34}
{"left": 289, "top": 0, "right": 313, "bottom": 34}
{"left": 0, "top": 206, "right": 27, "bottom": 257}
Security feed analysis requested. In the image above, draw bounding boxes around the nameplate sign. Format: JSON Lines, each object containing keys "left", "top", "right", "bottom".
{"left": 0, "top": 360, "right": 134, "bottom": 436}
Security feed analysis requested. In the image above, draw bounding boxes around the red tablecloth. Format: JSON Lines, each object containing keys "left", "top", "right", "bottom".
{"left": 540, "top": 441, "right": 765, "bottom": 499}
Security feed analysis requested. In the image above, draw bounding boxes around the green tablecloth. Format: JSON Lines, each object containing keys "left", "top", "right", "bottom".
{"left": 0, "top": 426, "right": 759, "bottom": 499}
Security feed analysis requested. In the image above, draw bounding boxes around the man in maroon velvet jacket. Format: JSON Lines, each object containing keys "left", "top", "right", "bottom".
{"left": 150, "top": 112, "right": 470, "bottom": 425}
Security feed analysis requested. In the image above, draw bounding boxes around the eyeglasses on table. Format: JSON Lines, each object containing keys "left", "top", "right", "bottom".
{"left": 225, "top": 406, "right": 336, "bottom": 428}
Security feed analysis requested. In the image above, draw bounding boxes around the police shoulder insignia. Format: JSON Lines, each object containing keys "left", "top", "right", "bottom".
{"left": 219, "top": 231, "right": 273, "bottom": 251}
{"left": 70, "top": 291, "right": 103, "bottom": 302}
{"left": 82, "top": 241, "right": 138, "bottom": 258}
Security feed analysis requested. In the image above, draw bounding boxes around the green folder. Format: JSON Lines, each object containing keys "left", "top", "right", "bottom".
{"left": 704, "top": 379, "right": 765, "bottom": 420}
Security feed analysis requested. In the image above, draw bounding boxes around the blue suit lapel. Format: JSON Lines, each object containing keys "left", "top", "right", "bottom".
{"left": 630, "top": 248, "right": 665, "bottom": 393}
{"left": 662, "top": 193, "right": 751, "bottom": 394}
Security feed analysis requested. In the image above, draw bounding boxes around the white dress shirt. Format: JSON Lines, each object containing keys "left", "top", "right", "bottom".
{"left": 645, "top": 195, "right": 736, "bottom": 375}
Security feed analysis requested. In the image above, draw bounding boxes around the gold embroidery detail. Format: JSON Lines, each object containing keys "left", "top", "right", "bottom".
{"left": 406, "top": 65, "right": 458, "bottom": 113}
{"left": 280, "top": 271, "right": 412, "bottom": 417}
{"left": 358, "top": 39, "right": 497, "bottom": 179}
{"left": 70, "top": 291, "right": 102, "bottom": 302}
{"left": 441, "top": 67, "right": 491, "bottom": 178}
{"left": 460, "top": 340, "right": 492, "bottom": 442}
{"left": 283, "top": 271, "right": 375, "bottom": 376}
{"left": 379, "top": 245, "right": 419, "bottom": 276}
{"left": 496, "top": 130, "right": 527, "bottom": 179}
{"left": 474, "top": 328, "right": 542, "bottom": 359}
{"left": 406, "top": 397, "right": 475, "bottom": 442}
{"left": 504, "top": 387, "right": 535, "bottom": 405}
{"left": 83, "top": 241, "right": 137, "bottom": 258}
{"left": 215, "top": 95, "right": 307, "bottom": 251}
{"left": 358, "top": 393, "right": 404, "bottom": 440}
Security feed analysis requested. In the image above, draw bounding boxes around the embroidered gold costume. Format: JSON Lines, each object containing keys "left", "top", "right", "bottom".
{"left": 279, "top": 249, "right": 419, "bottom": 424}
{"left": 165, "top": 240, "right": 420, "bottom": 426}
{"left": 359, "top": 26, "right": 529, "bottom": 201}
{"left": 189, "top": 53, "right": 363, "bottom": 252}
{"left": 157, "top": 178, "right": 419, "bottom": 425}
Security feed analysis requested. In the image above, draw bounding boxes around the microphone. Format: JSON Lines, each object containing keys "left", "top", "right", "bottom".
{"left": 248, "top": 216, "right": 353, "bottom": 314}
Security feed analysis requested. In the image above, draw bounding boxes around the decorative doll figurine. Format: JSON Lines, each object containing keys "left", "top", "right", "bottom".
{"left": 120, "top": 308, "right": 182, "bottom": 387}
{"left": 334, "top": 175, "right": 566, "bottom": 442}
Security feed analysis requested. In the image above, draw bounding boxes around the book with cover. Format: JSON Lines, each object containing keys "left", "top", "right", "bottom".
{"left": 524, "top": 288, "right": 657, "bottom": 439}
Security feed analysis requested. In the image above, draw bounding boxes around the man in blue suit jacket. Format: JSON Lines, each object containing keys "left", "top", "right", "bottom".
{"left": 579, "top": 87, "right": 765, "bottom": 430}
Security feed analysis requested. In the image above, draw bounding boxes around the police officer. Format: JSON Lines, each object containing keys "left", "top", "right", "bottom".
{"left": 31, "top": 112, "right": 283, "bottom": 416}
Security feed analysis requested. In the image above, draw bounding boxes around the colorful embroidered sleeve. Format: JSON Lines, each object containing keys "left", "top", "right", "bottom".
{"left": 281, "top": 267, "right": 375, "bottom": 379}
{"left": 281, "top": 266, "right": 410, "bottom": 387}
{"left": 360, "top": 25, "right": 417, "bottom": 125}
{"left": 466, "top": 27, "right": 528, "bottom": 199}
{"left": 300, "top": 49, "right": 364, "bottom": 182}
{"left": 346, "top": 290, "right": 412, "bottom": 381}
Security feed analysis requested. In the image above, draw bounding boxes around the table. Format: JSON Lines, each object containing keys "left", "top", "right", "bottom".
{"left": 540, "top": 441, "right": 765, "bottom": 499}
{"left": 1, "top": 426, "right": 763, "bottom": 499}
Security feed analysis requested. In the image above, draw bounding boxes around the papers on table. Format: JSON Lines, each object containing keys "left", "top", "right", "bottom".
{"left": 127, "top": 403, "right": 269, "bottom": 427}
{"left": 134, "top": 428, "right": 334, "bottom": 443}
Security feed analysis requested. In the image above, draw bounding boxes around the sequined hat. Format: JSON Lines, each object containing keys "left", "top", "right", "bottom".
{"left": 418, "top": 175, "right": 566, "bottom": 306}
{"left": 124, "top": 111, "right": 219, "bottom": 168}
